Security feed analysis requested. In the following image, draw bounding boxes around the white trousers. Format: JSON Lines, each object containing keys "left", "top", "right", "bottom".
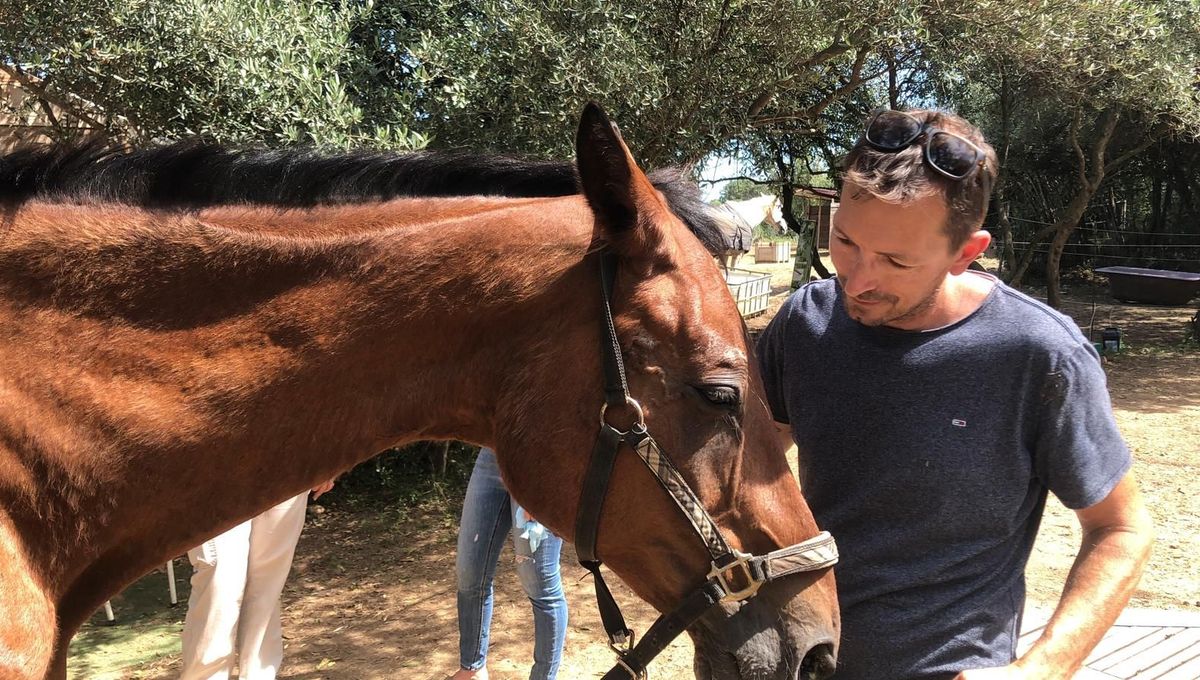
{"left": 179, "top": 492, "right": 308, "bottom": 680}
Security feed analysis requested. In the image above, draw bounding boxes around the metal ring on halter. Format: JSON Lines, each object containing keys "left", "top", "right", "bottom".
{"left": 608, "top": 628, "right": 636, "bottom": 656}
{"left": 599, "top": 396, "right": 645, "bottom": 432}
{"left": 614, "top": 655, "right": 647, "bottom": 680}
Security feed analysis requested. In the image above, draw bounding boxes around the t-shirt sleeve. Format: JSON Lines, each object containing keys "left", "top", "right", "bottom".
{"left": 1033, "top": 343, "right": 1132, "bottom": 509}
{"left": 755, "top": 296, "right": 792, "bottom": 424}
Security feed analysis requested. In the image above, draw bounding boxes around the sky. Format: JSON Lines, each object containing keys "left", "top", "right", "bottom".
{"left": 696, "top": 153, "right": 751, "bottom": 202}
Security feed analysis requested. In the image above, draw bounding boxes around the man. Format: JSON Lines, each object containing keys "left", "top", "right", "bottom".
{"left": 756, "top": 109, "right": 1153, "bottom": 679}
{"left": 180, "top": 480, "right": 335, "bottom": 680}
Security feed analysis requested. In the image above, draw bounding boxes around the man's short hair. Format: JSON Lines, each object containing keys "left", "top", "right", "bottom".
{"left": 842, "top": 109, "right": 998, "bottom": 249}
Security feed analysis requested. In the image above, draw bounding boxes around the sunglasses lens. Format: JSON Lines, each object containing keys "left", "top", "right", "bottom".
{"left": 866, "top": 111, "right": 922, "bottom": 149}
{"left": 928, "top": 132, "right": 979, "bottom": 178}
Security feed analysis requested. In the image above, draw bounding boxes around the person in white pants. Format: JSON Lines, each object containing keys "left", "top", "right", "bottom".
{"left": 179, "top": 480, "right": 334, "bottom": 680}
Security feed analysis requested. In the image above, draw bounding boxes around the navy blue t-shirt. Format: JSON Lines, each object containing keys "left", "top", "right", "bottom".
{"left": 756, "top": 276, "right": 1131, "bottom": 680}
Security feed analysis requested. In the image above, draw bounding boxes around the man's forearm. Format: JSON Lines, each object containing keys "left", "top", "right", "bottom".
{"left": 1016, "top": 523, "right": 1153, "bottom": 678}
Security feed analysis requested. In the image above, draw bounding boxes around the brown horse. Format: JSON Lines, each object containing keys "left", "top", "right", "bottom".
{"left": 0, "top": 104, "right": 838, "bottom": 679}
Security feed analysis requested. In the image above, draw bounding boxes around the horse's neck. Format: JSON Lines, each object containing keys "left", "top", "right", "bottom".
{"left": 0, "top": 197, "right": 595, "bottom": 585}
{"left": 68, "top": 198, "right": 588, "bottom": 437}
{"left": 727, "top": 195, "right": 773, "bottom": 224}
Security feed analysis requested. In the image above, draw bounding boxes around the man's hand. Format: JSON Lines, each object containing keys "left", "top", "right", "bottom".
{"left": 1010, "top": 471, "right": 1153, "bottom": 680}
{"left": 310, "top": 478, "right": 336, "bottom": 500}
{"left": 955, "top": 665, "right": 1027, "bottom": 679}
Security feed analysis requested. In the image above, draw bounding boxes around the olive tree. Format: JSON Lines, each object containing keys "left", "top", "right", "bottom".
{"left": 0, "top": 0, "right": 425, "bottom": 148}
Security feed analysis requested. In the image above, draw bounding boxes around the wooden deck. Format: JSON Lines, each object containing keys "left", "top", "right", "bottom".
{"left": 1019, "top": 608, "right": 1200, "bottom": 679}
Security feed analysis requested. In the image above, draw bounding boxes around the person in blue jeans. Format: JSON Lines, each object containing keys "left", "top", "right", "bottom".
{"left": 448, "top": 447, "right": 567, "bottom": 680}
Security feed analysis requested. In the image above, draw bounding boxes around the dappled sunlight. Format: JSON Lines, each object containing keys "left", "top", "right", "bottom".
{"left": 101, "top": 502, "right": 697, "bottom": 680}
{"left": 1107, "top": 355, "right": 1200, "bottom": 415}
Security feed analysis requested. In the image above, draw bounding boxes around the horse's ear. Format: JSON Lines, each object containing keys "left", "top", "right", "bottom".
{"left": 575, "top": 102, "right": 671, "bottom": 255}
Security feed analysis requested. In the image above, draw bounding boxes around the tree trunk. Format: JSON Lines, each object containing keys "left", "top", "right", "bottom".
{"left": 779, "top": 186, "right": 816, "bottom": 287}
{"left": 1042, "top": 106, "right": 1115, "bottom": 306}
{"left": 1043, "top": 187, "right": 1094, "bottom": 307}
{"left": 1045, "top": 224, "right": 1073, "bottom": 308}
{"left": 886, "top": 50, "right": 899, "bottom": 110}
{"left": 995, "top": 68, "right": 1017, "bottom": 275}
{"left": 1006, "top": 221, "right": 1058, "bottom": 287}
{"left": 1149, "top": 172, "right": 1163, "bottom": 234}
{"left": 432, "top": 440, "right": 451, "bottom": 477}
{"left": 996, "top": 197, "right": 1017, "bottom": 275}
{"left": 810, "top": 238, "right": 832, "bottom": 279}
{"left": 1041, "top": 105, "right": 1159, "bottom": 306}
{"left": 765, "top": 140, "right": 829, "bottom": 285}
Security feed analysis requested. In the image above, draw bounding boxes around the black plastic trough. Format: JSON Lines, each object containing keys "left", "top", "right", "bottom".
{"left": 1094, "top": 266, "right": 1200, "bottom": 306}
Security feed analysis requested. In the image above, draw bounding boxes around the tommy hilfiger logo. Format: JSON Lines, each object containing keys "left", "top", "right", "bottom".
{"left": 951, "top": 419, "right": 967, "bottom": 427}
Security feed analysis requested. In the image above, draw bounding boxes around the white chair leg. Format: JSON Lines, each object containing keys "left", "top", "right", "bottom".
{"left": 167, "top": 559, "right": 178, "bottom": 605}
{"left": 103, "top": 600, "right": 114, "bottom": 622}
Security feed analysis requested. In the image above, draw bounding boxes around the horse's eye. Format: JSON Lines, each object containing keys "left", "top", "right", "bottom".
{"left": 697, "top": 385, "right": 741, "bottom": 408}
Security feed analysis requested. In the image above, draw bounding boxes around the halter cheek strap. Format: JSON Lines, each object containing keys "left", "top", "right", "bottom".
{"left": 575, "top": 251, "right": 838, "bottom": 679}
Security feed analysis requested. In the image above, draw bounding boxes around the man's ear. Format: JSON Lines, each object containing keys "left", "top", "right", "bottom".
{"left": 949, "top": 230, "right": 992, "bottom": 275}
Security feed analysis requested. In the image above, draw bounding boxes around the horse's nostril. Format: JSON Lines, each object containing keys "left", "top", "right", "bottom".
{"left": 798, "top": 642, "right": 837, "bottom": 680}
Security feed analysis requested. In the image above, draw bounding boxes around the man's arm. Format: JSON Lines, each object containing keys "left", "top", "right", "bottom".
{"left": 958, "top": 470, "right": 1154, "bottom": 680}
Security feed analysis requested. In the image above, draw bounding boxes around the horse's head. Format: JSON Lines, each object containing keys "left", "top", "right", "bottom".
{"left": 768, "top": 199, "right": 787, "bottom": 233}
{"left": 495, "top": 103, "right": 838, "bottom": 679}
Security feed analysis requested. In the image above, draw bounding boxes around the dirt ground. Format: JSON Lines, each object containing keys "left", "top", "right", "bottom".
{"left": 77, "top": 255, "right": 1199, "bottom": 680}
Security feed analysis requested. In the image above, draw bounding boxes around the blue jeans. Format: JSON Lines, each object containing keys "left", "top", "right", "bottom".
{"left": 456, "top": 447, "right": 567, "bottom": 680}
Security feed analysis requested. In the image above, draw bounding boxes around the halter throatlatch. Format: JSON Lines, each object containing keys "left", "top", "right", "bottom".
{"left": 575, "top": 252, "right": 839, "bottom": 680}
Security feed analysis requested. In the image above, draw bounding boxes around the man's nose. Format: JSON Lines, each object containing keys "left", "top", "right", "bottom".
{"left": 839, "top": 258, "right": 879, "bottom": 298}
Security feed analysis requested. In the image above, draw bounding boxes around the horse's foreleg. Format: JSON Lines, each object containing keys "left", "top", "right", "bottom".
{"left": 42, "top": 645, "right": 66, "bottom": 680}
{"left": 0, "top": 520, "right": 56, "bottom": 680}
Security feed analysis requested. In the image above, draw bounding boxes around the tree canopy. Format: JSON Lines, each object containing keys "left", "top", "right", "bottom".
{"left": 3, "top": 0, "right": 1199, "bottom": 297}
{"left": 1, "top": 0, "right": 424, "bottom": 148}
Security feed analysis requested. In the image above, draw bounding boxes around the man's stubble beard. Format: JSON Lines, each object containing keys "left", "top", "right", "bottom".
{"left": 840, "top": 276, "right": 943, "bottom": 328}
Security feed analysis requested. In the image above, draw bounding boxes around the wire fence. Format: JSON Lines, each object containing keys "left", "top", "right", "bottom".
{"left": 1006, "top": 243, "right": 1200, "bottom": 264}
{"left": 1008, "top": 216, "right": 1200, "bottom": 238}
{"left": 999, "top": 216, "right": 1200, "bottom": 267}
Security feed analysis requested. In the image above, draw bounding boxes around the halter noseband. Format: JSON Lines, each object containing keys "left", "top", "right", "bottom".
{"left": 575, "top": 251, "right": 839, "bottom": 680}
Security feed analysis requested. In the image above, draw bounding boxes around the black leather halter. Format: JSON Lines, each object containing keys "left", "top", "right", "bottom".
{"left": 575, "top": 251, "right": 839, "bottom": 680}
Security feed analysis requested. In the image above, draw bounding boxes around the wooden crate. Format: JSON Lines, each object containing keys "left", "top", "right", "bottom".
{"left": 754, "top": 242, "right": 792, "bottom": 263}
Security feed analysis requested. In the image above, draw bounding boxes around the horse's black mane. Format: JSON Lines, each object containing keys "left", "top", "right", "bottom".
{"left": 0, "top": 140, "right": 724, "bottom": 254}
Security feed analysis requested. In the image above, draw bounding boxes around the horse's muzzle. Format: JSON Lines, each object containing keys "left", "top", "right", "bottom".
{"left": 690, "top": 591, "right": 838, "bottom": 680}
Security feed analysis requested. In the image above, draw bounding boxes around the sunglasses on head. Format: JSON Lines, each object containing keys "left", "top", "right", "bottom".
{"left": 864, "top": 110, "right": 985, "bottom": 180}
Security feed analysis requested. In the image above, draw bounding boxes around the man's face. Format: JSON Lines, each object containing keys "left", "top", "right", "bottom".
{"left": 829, "top": 183, "right": 965, "bottom": 330}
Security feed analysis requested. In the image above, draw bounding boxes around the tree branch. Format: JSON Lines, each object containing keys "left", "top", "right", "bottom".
{"left": 806, "top": 48, "right": 872, "bottom": 119}
{"left": 705, "top": 0, "right": 735, "bottom": 57}
{"left": 1, "top": 64, "right": 109, "bottom": 133}
{"left": 748, "top": 51, "right": 877, "bottom": 129}
{"left": 745, "top": 37, "right": 853, "bottom": 117}
{"left": 1069, "top": 107, "right": 1088, "bottom": 190}
{"left": 1089, "top": 106, "right": 1120, "bottom": 186}
{"left": 1105, "top": 125, "right": 1161, "bottom": 173}
{"left": 702, "top": 174, "right": 777, "bottom": 186}
{"left": 33, "top": 83, "right": 62, "bottom": 130}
